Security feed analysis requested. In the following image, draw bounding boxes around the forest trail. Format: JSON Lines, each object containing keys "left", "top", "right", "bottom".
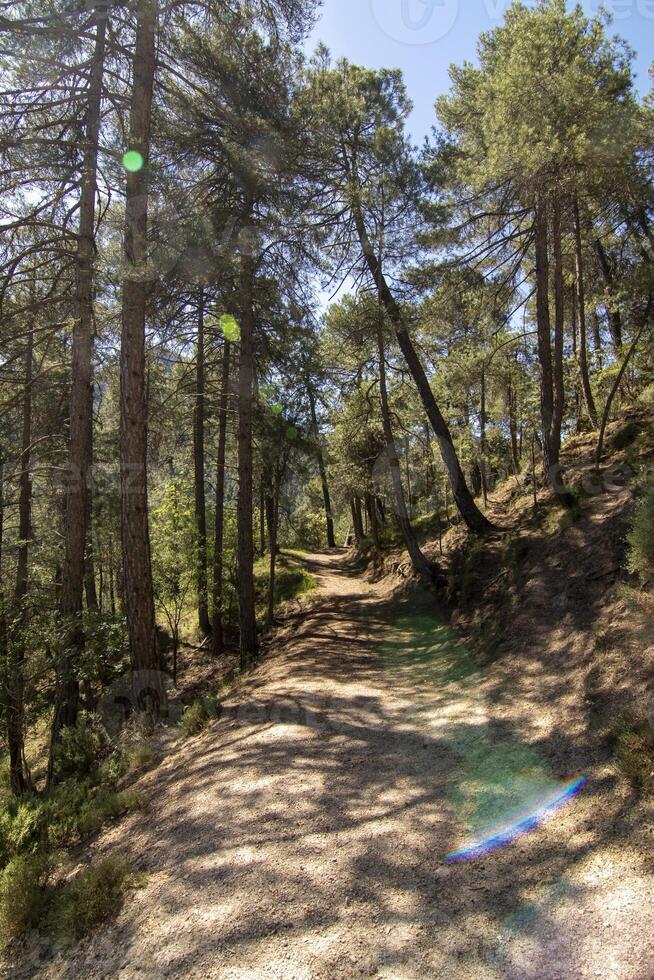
{"left": 28, "top": 552, "right": 654, "bottom": 979}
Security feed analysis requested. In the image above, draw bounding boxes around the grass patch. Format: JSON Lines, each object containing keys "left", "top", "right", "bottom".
{"left": 52, "top": 856, "right": 144, "bottom": 942}
{"left": 608, "top": 713, "right": 654, "bottom": 790}
{"left": 0, "top": 778, "right": 144, "bottom": 868}
{"left": 179, "top": 699, "right": 212, "bottom": 737}
{"left": 626, "top": 479, "right": 654, "bottom": 582}
{"left": 0, "top": 853, "right": 51, "bottom": 944}
{"left": 122, "top": 739, "right": 157, "bottom": 774}
{"left": 254, "top": 553, "right": 318, "bottom": 618}
{"left": 538, "top": 495, "right": 583, "bottom": 535}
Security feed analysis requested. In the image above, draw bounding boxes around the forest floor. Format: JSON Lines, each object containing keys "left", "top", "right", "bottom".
{"left": 10, "top": 539, "right": 654, "bottom": 978}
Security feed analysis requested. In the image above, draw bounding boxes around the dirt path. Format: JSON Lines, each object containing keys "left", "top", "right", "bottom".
{"left": 20, "top": 551, "right": 654, "bottom": 979}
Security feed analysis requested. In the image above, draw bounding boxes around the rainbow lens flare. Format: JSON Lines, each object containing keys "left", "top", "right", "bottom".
{"left": 445, "top": 774, "right": 588, "bottom": 862}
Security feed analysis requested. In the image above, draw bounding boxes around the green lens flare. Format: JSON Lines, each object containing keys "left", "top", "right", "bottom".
{"left": 286, "top": 426, "right": 298, "bottom": 440}
{"left": 271, "top": 403, "right": 284, "bottom": 415}
{"left": 122, "top": 150, "right": 144, "bottom": 173}
{"left": 219, "top": 314, "right": 240, "bottom": 342}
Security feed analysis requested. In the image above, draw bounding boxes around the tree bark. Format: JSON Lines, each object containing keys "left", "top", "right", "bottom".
{"left": 350, "top": 200, "right": 492, "bottom": 534}
{"left": 376, "top": 317, "right": 434, "bottom": 580}
{"left": 212, "top": 339, "right": 230, "bottom": 658}
{"left": 479, "top": 364, "right": 488, "bottom": 508}
{"left": 351, "top": 498, "right": 363, "bottom": 544}
{"left": 365, "top": 493, "right": 381, "bottom": 553}
{"left": 236, "top": 245, "right": 258, "bottom": 669}
{"left": 573, "top": 198, "right": 598, "bottom": 428}
{"left": 507, "top": 373, "right": 520, "bottom": 475}
{"left": 259, "top": 480, "right": 266, "bottom": 556}
{"left": 551, "top": 192, "right": 565, "bottom": 453}
{"left": 266, "top": 475, "right": 281, "bottom": 628}
{"left": 84, "top": 409, "right": 99, "bottom": 613}
{"left": 595, "top": 299, "right": 652, "bottom": 469}
{"left": 193, "top": 287, "right": 211, "bottom": 636}
{"left": 306, "top": 379, "right": 335, "bottom": 548}
{"left": 7, "top": 326, "right": 34, "bottom": 794}
{"left": 534, "top": 190, "right": 556, "bottom": 476}
{"left": 48, "top": 14, "right": 106, "bottom": 784}
{"left": 119, "top": 0, "right": 160, "bottom": 678}
{"left": 0, "top": 450, "right": 10, "bottom": 788}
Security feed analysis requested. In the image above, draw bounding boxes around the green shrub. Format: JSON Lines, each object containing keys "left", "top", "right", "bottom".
{"left": 52, "top": 856, "right": 142, "bottom": 942}
{"left": 0, "top": 798, "right": 47, "bottom": 861}
{"left": 0, "top": 853, "right": 51, "bottom": 943}
{"left": 627, "top": 481, "right": 654, "bottom": 581}
{"left": 179, "top": 700, "right": 211, "bottom": 737}
{"left": 294, "top": 510, "right": 326, "bottom": 550}
{"left": 0, "top": 778, "right": 145, "bottom": 864}
{"left": 55, "top": 714, "right": 112, "bottom": 781}
{"left": 123, "top": 740, "right": 156, "bottom": 774}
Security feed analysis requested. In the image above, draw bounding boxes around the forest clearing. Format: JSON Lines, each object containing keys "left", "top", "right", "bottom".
{"left": 1, "top": 0, "right": 654, "bottom": 976}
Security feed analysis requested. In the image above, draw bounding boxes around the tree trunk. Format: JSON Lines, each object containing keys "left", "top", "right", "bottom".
{"left": 573, "top": 198, "right": 598, "bottom": 428}
{"left": 479, "top": 364, "right": 488, "bottom": 508}
{"left": 595, "top": 298, "right": 652, "bottom": 468}
{"left": 194, "top": 287, "right": 211, "bottom": 636}
{"left": 350, "top": 199, "right": 492, "bottom": 534}
{"left": 236, "top": 246, "right": 258, "bottom": 669}
{"left": 306, "top": 379, "right": 335, "bottom": 548}
{"left": 212, "top": 339, "right": 230, "bottom": 658}
{"left": 259, "top": 480, "right": 266, "bottom": 556}
{"left": 534, "top": 190, "right": 556, "bottom": 477}
{"left": 508, "top": 373, "right": 520, "bottom": 475}
{"left": 84, "top": 435, "right": 99, "bottom": 613}
{"left": 108, "top": 533, "right": 116, "bottom": 618}
{"left": 0, "top": 450, "right": 10, "bottom": 787}
{"left": 551, "top": 192, "right": 565, "bottom": 453}
{"left": 591, "top": 310, "right": 603, "bottom": 369}
{"left": 119, "top": 0, "right": 160, "bottom": 678}
{"left": 7, "top": 327, "right": 34, "bottom": 794}
{"left": 376, "top": 318, "right": 434, "bottom": 580}
{"left": 365, "top": 493, "right": 381, "bottom": 553}
{"left": 351, "top": 498, "right": 363, "bottom": 544}
{"left": 266, "top": 476, "right": 280, "bottom": 628}
{"left": 48, "top": 14, "right": 106, "bottom": 784}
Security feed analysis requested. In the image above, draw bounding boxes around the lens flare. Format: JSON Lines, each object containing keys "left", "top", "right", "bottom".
{"left": 445, "top": 775, "right": 588, "bottom": 862}
{"left": 286, "top": 426, "right": 298, "bottom": 440}
{"left": 122, "top": 150, "right": 144, "bottom": 173}
{"left": 219, "top": 314, "right": 240, "bottom": 342}
{"left": 271, "top": 403, "right": 284, "bottom": 415}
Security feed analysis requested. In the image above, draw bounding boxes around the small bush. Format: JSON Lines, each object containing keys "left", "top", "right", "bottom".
{"left": 0, "top": 777, "right": 145, "bottom": 863}
{"left": 0, "top": 853, "right": 51, "bottom": 943}
{"left": 55, "top": 714, "right": 112, "bottom": 781}
{"left": 612, "top": 420, "right": 643, "bottom": 451}
{"left": 179, "top": 700, "right": 211, "bottom": 737}
{"left": 609, "top": 713, "right": 654, "bottom": 789}
{"left": 53, "top": 856, "right": 141, "bottom": 942}
{"left": 627, "top": 481, "right": 654, "bottom": 582}
{"left": 75, "top": 787, "right": 144, "bottom": 838}
{"left": 123, "top": 740, "right": 157, "bottom": 774}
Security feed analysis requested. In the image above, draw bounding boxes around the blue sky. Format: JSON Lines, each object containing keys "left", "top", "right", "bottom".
{"left": 305, "top": 0, "right": 654, "bottom": 144}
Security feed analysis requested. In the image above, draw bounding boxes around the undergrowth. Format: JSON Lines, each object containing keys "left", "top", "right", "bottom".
{"left": 254, "top": 554, "right": 318, "bottom": 616}
{"left": 0, "top": 714, "right": 152, "bottom": 946}
{"left": 608, "top": 713, "right": 654, "bottom": 790}
{"left": 626, "top": 479, "right": 654, "bottom": 582}
{"left": 0, "top": 853, "right": 144, "bottom": 947}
